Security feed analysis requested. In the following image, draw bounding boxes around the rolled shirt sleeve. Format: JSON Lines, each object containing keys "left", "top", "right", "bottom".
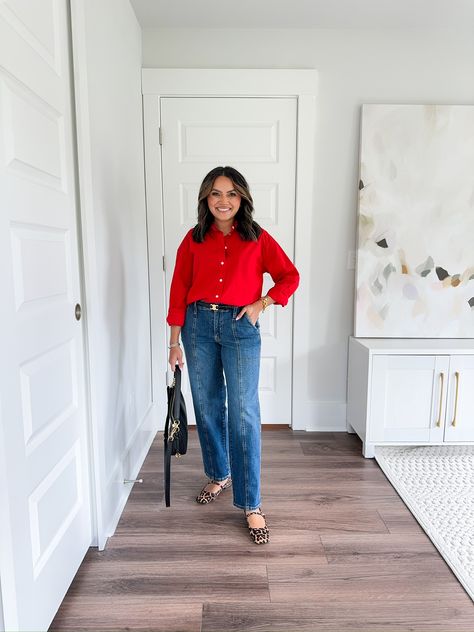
{"left": 166, "top": 231, "right": 194, "bottom": 326}
{"left": 261, "top": 230, "right": 299, "bottom": 307}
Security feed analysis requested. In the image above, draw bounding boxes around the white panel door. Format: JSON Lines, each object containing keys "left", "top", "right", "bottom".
{"left": 161, "top": 97, "right": 297, "bottom": 424}
{"left": 0, "top": 2, "right": 92, "bottom": 630}
{"left": 444, "top": 356, "right": 474, "bottom": 442}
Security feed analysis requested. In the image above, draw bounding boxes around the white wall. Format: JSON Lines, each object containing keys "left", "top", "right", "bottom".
{"left": 73, "top": 0, "right": 155, "bottom": 544}
{"left": 141, "top": 28, "right": 474, "bottom": 427}
{"left": 0, "top": 581, "right": 3, "bottom": 632}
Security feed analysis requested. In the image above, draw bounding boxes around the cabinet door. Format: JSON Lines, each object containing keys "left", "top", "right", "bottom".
{"left": 444, "top": 356, "right": 474, "bottom": 442}
{"left": 370, "top": 355, "right": 449, "bottom": 443}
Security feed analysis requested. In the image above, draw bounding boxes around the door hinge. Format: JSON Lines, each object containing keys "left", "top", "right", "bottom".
{"left": 158, "top": 126, "right": 163, "bottom": 145}
{"left": 162, "top": 255, "right": 166, "bottom": 271}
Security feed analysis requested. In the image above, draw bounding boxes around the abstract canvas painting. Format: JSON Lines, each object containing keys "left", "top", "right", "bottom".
{"left": 355, "top": 104, "right": 474, "bottom": 338}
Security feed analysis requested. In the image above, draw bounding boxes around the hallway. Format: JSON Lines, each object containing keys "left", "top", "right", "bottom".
{"left": 51, "top": 429, "right": 474, "bottom": 631}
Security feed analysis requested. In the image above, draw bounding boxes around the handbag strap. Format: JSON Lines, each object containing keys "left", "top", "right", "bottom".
{"left": 164, "top": 437, "right": 172, "bottom": 507}
{"left": 165, "top": 365, "right": 181, "bottom": 508}
{"left": 173, "top": 365, "right": 182, "bottom": 419}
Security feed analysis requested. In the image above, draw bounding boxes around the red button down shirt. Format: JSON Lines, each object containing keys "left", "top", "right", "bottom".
{"left": 167, "top": 222, "right": 299, "bottom": 326}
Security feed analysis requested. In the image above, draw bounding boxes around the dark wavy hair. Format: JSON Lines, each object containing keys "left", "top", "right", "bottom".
{"left": 192, "top": 166, "right": 262, "bottom": 243}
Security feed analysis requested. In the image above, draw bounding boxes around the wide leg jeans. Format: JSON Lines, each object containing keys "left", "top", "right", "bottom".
{"left": 181, "top": 301, "right": 262, "bottom": 511}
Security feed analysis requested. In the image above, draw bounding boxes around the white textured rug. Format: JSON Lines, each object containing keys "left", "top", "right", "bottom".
{"left": 375, "top": 445, "right": 474, "bottom": 601}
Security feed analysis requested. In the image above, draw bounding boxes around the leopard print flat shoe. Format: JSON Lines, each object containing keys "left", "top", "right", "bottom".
{"left": 245, "top": 508, "right": 270, "bottom": 545}
{"left": 196, "top": 478, "right": 232, "bottom": 504}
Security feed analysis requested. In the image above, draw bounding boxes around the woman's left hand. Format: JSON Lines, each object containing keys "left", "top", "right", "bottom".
{"left": 236, "top": 301, "right": 262, "bottom": 326}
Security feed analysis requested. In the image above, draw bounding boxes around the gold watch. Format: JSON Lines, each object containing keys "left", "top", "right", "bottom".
{"left": 261, "top": 296, "right": 269, "bottom": 312}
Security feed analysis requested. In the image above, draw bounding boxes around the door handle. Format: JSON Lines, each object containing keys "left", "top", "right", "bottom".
{"left": 451, "top": 371, "right": 460, "bottom": 427}
{"left": 75, "top": 304, "right": 82, "bottom": 321}
{"left": 436, "top": 372, "right": 444, "bottom": 428}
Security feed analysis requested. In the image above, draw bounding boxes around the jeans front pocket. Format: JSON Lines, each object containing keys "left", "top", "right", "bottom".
{"left": 244, "top": 312, "right": 260, "bottom": 329}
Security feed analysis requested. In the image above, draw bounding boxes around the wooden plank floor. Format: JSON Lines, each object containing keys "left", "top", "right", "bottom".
{"left": 51, "top": 429, "right": 474, "bottom": 631}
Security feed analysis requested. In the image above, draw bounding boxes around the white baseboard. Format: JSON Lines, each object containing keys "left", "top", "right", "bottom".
{"left": 293, "top": 400, "right": 347, "bottom": 432}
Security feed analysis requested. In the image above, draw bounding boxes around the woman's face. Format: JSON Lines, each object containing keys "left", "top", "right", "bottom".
{"left": 207, "top": 176, "right": 241, "bottom": 224}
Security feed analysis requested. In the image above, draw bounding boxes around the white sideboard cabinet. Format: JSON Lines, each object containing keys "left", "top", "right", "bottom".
{"left": 347, "top": 337, "right": 474, "bottom": 458}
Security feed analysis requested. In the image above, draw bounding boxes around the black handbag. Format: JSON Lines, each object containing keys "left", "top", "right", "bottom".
{"left": 164, "top": 365, "right": 188, "bottom": 507}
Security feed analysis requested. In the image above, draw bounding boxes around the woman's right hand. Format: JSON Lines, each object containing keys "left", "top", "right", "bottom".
{"left": 169, "top": 345, "right": 184, "bottom": 371}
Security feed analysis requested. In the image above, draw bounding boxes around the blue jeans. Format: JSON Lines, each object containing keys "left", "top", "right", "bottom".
{"left": 181, "top": 301, "right": 262, "bottom": 511}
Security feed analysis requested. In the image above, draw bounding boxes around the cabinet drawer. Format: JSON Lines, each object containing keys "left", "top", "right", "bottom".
{"left": 369, "top": 355, "right": 448, "bottom": 443}
{"left": 444, "top": 356, "right": 474, "bottom": 442}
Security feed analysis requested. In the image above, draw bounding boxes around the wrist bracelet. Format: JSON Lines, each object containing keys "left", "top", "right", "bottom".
{"left": 261, "top": 296, "right": 269, "bottom": 312}
{"left": 168, "top": 342, "right": 181, "bottom": 349}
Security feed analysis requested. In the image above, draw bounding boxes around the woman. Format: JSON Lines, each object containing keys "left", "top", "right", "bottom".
{"left": 167, "top": 166, "right": 299, "bottom": 544}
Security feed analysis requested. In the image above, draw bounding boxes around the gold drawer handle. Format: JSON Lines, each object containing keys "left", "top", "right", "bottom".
{"left": 436, "top": 371, "right": 444, "bottom": 428}
{"left": 451, "top": 371, "right": 460, "bottom": 427}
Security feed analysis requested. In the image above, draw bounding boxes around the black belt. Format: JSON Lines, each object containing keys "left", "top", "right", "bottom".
{"left": 196, "top": 300, "right": 239, "bottom": 312}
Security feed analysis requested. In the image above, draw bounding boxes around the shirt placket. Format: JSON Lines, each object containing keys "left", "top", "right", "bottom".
{"left": 213, "top": 225, "right": 233, "bottom": 302}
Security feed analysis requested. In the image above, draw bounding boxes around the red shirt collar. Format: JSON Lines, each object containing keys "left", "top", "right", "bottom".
{"left": 210, "top": 220, "right": 238, "bottom": 234}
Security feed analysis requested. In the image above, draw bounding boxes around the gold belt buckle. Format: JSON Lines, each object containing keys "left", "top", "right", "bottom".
{"left": 210, "top": 303, "right": 219, "bottom": 311}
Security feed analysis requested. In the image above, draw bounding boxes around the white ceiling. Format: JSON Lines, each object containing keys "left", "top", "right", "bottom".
{"left": 130, "top": 0, "right": 474, "bottom": 29}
